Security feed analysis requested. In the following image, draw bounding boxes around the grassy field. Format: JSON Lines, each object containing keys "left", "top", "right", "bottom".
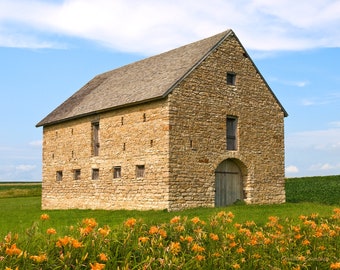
{"left": 0, "top": 176, "right": 339, "bottom": 269}
{"left": 0, "top": 175, "right": 339, "bottom": 236}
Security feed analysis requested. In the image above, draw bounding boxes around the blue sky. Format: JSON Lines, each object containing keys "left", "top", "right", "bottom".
{"left": 0, "top": 0, "right": 340, "bottom": 181}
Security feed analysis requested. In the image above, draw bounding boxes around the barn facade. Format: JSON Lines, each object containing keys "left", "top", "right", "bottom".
{"left": 36, "top": 30, "right": 287, "bottom": 211}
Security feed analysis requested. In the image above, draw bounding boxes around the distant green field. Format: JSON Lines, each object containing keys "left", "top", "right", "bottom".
{"left": 286, "top": 175, "right": 340, "bottom": 205}
{"left": 0, "top": 182, "right": 41, "bottom": 198}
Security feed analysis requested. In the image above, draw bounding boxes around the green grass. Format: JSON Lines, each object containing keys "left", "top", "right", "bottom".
{"left": 286, "top": 175, "right": 340, "bottom": 204}
{"left": 0, "top": 176, "right": 339, "bottom": 237}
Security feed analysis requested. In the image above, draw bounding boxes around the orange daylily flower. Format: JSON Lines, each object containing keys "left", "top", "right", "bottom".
{"left": 330, "top": 262, "right": 340, "bottom": 269}
{"left": 40, "top": 214, "right": 50, "bottom": 221}
{"left": 195, "top": 255, "right": 205, "bottom": 261}
{"left": 124, "top": 218, "right": 136, "bottom": 228}
{"left": 71, "top": 239, "right": 83, "bottom": 248}
{"left": 6, "top": 244, "right": 22, "bottom": 256}
{"left": 90, "top": 262, "right": 105, "bottom": 270}
{"left": 236, "top": 247, "right": 245, "bottom": 253}
{"left": 98, "top": 253, "right": 108, "bottom": 261}
{"left": 82, "top": 218, "right": 98, "bottom": 228}
{"left": 209, "top": 233, "right": 219, "bottom": 241}
{"left": 169, "top": 242, "right": 181, "bottom": 255}
{"left": 191, "top": 243, "right": 205, "bottom": 252}
{"left": 138, "top": 236, "right": 149, "bottom": 243}
{"left": 170, "top": 216, "right": 181, "bottom": 224}
{"left": 149, "top": 226, "right": 159, "bottom": 234}
{"left": 30, "top": 254, "right": 48, "bottom": 263}
{"left": 98, "top": 226, "right": 110, "bottom": 237}
{"left": 47, "top": 228, "right": 57, "bottom": 235}
{"left": 191, "top": 217, "right": 201, "bottom": 224}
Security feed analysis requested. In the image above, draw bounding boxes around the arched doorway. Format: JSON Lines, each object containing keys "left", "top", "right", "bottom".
{"left": 215, "top": 159, "right": 243, "bottom": 206}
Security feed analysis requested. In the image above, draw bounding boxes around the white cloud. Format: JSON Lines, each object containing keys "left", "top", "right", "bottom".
{"left": 1, "top": 0, "right": 340, "bottom": 53}
{"left": 309, "top": 162, "right": 340, "bottom": 171}
{"left": 286, "top": 128, "right": 340, "bottom": 151}
{"left": 285, "top": 165, "right": 299, "bottom": 174}
{"left": 301, "top": 93, "right": 340, "bottom": 106}
{"left": 269, "top": 77, "right": 309, "bottom": 88}
{"left": 329, "top": 121, "right": 340, "bottom": 128}
{"left": 29, "top": 140, "right": 42, "bottom": 147}
{"left": 0, "top": 163, "right": 40, "bottom": 181}
{"left": 286, "top": 128, "right": 340, "bottom": 176}
{"left": 16, "top": 164, "right": 36, "bottom": 172}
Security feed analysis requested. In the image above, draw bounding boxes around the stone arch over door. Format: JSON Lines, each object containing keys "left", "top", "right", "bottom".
{"left": 215, "top": 159, "right": 244, "bottom": 206}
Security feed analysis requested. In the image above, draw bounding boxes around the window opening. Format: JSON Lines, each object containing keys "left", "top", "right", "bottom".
{"left": 92, "top": 121, "right": 100, "bottom": 156}
{"left": 92, "top": 168, "right": 99, "bottom": 180}
{"left": 121, "top": 117, "right": 124, "bottom": 125}
{"left": 56, "top": 171, "right": 63, "bottom": 181}
{"left": 113, "top": 166, "right": 121, "bottom": 179}
{"left": 143, "top": 113, "right": 146, "bottom": 122}
{"left": 74, "top": 169, "right": 81, "bottom": 180}
{"left": 226, "top": 72, "right": 236, "bottom": 85}
{"left": 227, "top": 116, "right": 238, "bottom": 150}
{"left": 136, "top": 165, "right": 145, "bottom": 178}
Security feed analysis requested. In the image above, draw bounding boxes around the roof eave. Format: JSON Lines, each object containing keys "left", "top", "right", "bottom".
{"left": 36, "top": 95, "right": 166, "bottom": 127}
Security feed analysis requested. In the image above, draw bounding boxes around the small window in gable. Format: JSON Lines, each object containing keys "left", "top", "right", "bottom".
{"left": 113, "top": 166, "right": 121, "bottom": 179}
{"left": 56, "top": 171, "right": 63, "bottom": 181}
{"left": 92, "top": 168, "right": 99, "bottom": 180}
{"left": 136, "top": 165, "right": 145, "bottom": 178}
{"left": 74, "top": 169, "right": 81, "bottom": 180}
{"left": 227, "top": 116, "right": 238, "bottom": 150}
{"left": 226, "top": 72, "right": 236, "bottom": 85}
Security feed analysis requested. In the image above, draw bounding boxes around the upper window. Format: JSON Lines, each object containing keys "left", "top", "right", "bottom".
{"left": 92, "top": 121, "right": 100, "bottom": 156}
{"left": 227, "top": 116, "right": 238, "bottom": 150}
{"left": 226, "top": 72, "right": 236, "bottom": 85}
{"left": 113, "top": 166, "right": 121, "bottom": 179}
{"left": 136, "top": 165, "right": 145, "bottom": 178}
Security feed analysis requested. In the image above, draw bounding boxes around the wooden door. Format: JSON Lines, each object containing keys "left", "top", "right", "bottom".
{"left": 215, "top": 160, "right": 243, "bottom": 206}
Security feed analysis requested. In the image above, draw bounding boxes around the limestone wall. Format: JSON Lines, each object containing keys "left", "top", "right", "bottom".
{"left": 167, "top": 33, "right": 286, "bottom": 211}
{"left": 42, "top": 100, "right": 170, "bottom": 210}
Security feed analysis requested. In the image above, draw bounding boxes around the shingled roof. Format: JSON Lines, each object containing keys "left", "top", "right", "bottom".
{"left": 36, "top": 29, "right": 287, "bottom": 127}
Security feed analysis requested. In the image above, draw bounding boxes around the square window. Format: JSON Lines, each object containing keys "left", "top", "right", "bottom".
{"left": 226, "top": 72, "right": 236, "bottom": 85}
{"left": 56, "top": 171, "right": 63, "bottom": 181}
{"left": 113, "top": 166, "right": 121, "bottom": 179}
{"left": 92, "top": 168, "right": 99, "bottom": 180}
{"left": 74, "top": 169, "right": 81, "bottom": 180}
{"left": 136, "top": 165, "right": 145, "bottom": 178}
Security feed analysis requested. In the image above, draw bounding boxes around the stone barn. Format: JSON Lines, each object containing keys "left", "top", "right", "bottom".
{"left": 36, "top": 29, "right": 287, "bottom": 211}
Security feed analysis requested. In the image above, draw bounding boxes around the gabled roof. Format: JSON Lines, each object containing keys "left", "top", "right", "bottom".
{"left": 36, "top": 29, "right": 287, "bottom": 127}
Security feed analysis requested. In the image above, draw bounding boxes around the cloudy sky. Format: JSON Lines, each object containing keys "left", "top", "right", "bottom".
{"left": 1, "top": 0, "right": 340, "bottom": 181}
